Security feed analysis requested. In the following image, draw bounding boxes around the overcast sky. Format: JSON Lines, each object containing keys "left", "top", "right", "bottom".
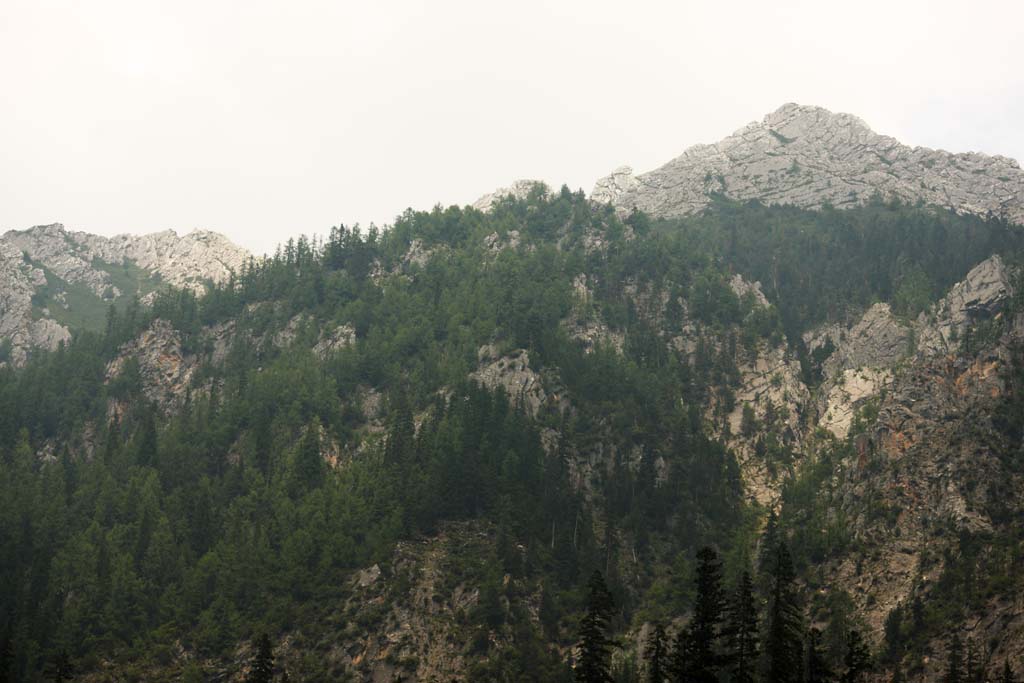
{"left": 2, "top": 0, "right": 1022, "bottom": 255}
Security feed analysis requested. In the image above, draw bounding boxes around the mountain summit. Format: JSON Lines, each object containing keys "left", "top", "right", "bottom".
{"left": 592, "top": 103, "right": 1024, "bottom": 223}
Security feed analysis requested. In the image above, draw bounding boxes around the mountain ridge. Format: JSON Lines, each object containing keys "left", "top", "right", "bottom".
{"left": 590, "top": 103, "right": 1024, "bottom": 224}
{"left": 0, "top": 223, "right": 249, "bottom": 364}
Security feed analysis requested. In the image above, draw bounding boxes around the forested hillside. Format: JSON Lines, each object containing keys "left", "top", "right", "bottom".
{"left": 2, "top": 187, "right": 1023, "bottom": 682}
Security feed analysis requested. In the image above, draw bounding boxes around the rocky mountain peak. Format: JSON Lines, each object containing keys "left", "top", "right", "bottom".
{"left": 0, "top": 223, "right": 250, "bottom": 365}
{"left": 592, "top": 103, "right": 1024, "bottom": 224}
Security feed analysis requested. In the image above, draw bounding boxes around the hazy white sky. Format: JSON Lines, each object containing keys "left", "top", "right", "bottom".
{"left": 2, "top": 0, "right": 1022, "bottom": 255}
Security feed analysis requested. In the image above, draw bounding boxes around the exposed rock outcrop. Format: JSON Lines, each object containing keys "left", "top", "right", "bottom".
{"left": 0, "top": 223, "right": 250, "bottom": 363}
{"left": 106, "top": 320, "right": 198, "bottom": 411}
{"left": 593, "top": 103, "right": 1024, "bottom": 225}
{"left": 472, "top": 180, "right": 549, "bottom": 212}
{"left": 915, "top": 255, "right": 1014, "bottom": 356}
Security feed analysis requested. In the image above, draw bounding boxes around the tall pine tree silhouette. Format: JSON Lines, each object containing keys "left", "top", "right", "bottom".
{"left": 644, "top": 623, "right": 667, "bottom": 683}
{"left": 246, "top": 634, "right": 274, "bottom": 683}
{"left": 575, "top": 570, "right": 615, "bottom": 683}
{"left": 689, "top": 546, "right": 725, "bottom": 683}
{"left": 806, "top": 628, "right": 834, "bottom": 683}
{"left": 842, "top": 629, "right": 871, "bottom": 683}
{"left": 764, "top": 543, "right": 802, "bottom": 683}
{"left": 944, "top": 634, "right": 964, "bottom": 683}
{"left": 723, "top": 571, "right": 759, "bottom": 683}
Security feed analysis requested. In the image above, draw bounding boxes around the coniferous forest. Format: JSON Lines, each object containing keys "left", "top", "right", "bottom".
{"left": 2, "top": 188, "right": 1024, "bottom": 681}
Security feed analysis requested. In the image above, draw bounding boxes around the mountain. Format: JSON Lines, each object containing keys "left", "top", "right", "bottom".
{"left": 2, "top": 110, "right": 1024, "bottom": 682}
{"left": 592, "top": 103, "right": 1024, "bottom": 225}
{"left": 0, "top": 223, "right": 250, "bottom": 365}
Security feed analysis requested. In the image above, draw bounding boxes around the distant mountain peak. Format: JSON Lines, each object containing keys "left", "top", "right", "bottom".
{"left": 592, "top": 103, "right": 1024, "bottom": 224}
{"left": 0, "top": 224, "right": 250, "bottom": 365}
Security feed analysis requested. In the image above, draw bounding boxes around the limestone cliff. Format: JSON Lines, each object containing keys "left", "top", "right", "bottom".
{"left": 0, "top": 223, "right": 249, "bottom": 364}
{"left": 593, "top": 103, "right": 1024, "bottom": 225}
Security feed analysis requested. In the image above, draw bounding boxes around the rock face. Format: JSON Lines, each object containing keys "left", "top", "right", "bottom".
{"left": 471, "top": 345, "right": 554, "bottom": 417}
{"left": 472, "top": 180, "right": 549, "bottom": 212}
{"left": 593, "top": 103, "right": 1024, "bottom": 225}
{"left": 0, "top": 223, "right": 250, "bottom": 364}
{"left": 105, "top": 320, "right": 198, "bottom": 411}
{"left": 916, "top": 255, "right": 1014, "bottom": 356}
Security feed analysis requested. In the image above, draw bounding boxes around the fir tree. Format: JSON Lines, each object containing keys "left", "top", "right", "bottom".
{"left": 644, "top": 623, "right": 667, "bottom": 683}
{"left": 807, "top": 627, "right": 834, "bottom": 683}
{"left": 668, "top": 628, "right": 693, "bottom": 683}
{"left": 246, "top": 634, "right": 275, "bottom": 683}
{"left": 764, "top": 543, "right": 803, "bottom": 683}
{"left": 45, "top": 651, "right": 72, "bottom": 682}
{"left": 944, "top": 634, "right": 964, "bottom": 683}
{"left": 575, "top": 570, "right": 615, "bottom": 683}
{"left": 288, "top": 420, "right": 324, "bottom": 497}
{"left": 687, "top": 546, "right": 726, "bottom": 683}
{"left": 964, "top": 638, "right": 983, "bottom": 683}
{"left": 723, "top": 571, "right": 759, "bottom": 683}
{"left": 842, "top": 629, "right": 871, "bottom": 683}
{"left": 0, "top": 629, "right": 13, "bottom": 683}
{"left": 1001, "top": 660, "right": 1015, "bottom": 683}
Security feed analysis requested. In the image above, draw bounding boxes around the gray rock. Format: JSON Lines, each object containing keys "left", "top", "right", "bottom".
{"left": 593, "top": 103, "right": 1024, "bottom": 225}
{"left": 0, "top": 223, "right": 250, "bottom": 363}
{"left": 472, "top": 180, "right": 549, "bottom": 212}
{"left": 915, "top": 255, "right": 1013, "bottom": 356}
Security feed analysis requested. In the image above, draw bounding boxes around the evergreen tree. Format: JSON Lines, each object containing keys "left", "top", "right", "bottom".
{"left": 764, "top": 543, "right": 802, "bottom": 683}
{"left": 576, "top": 570, "right": 615, "bottom": 683}
{"left": 246, "top": 634, "right": 275, "bottom": 683}
{"left": 842, "top": 629, "right": 871, "bottom": 683}
{"left": 944, "top": 634, "right": 964, "bottom": 683}
{"left": 807, "top": 627, "right": 834, "bottom": 683}
{"left": 723, "top": 571, "right": 759, "bottom": 683}
{"left": 668, "top": 628, "right": 692, "bottom": 683}
{"left": 757, "top": 511, "right": 780, "bottom": 597}
{"left": 0, "top": 629, "right": 13, "bottom": 683}
{"left": 288, "top": 420, "right": 324, "bottom": 497}
{"left": 644, "top": 623, "right": 667, "bottom": 683}
{"left": 1001, "top": 660, "right": 1015, "bottom": 683}
{"left": 685, "top": 546, "right": 726, "bottom": 683}
{"left": 964, "top": 638, "right": 983, "bottom": 683}
{"left": 45, "top": 651, "right": 73, "bottom": 682}
{"left": 882, "top": 603, "right": 904, "bottom": 664}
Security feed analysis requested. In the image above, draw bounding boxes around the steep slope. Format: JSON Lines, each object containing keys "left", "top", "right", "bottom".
{"left": 592, "top": 103, "right": 1024, "bottom": 225}
{"left": 4, "top": 189, "right": 1024, "bottom": 681}
{"left": 0, "top": 223, "right": 249, "bottom": 364}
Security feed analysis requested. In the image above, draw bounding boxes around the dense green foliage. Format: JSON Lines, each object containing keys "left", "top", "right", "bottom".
{"left": 1, "top": 188, "right": 1023, "bottom": 680}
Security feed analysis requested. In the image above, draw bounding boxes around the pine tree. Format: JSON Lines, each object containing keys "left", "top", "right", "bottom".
{"left": 807, "top": 627, "right": 834, "bottom": 683}
{"left": 645, "top": 623, "right": 667, "bottom": 683}
{"left": 1001, "top": 660, "right": 1015, "bottom": 683}
{"left": 842, "top": 629, "right": 871, "bottom": 683}
{"left": 246, "top": 634, "right": 275, "bottom": 683}
{"left": 757, "top": 511, "right": 780, "bottom": 597}
{"left": 764, "top": 543, "right": 803, "bottom": 683}
{"left": 576, "top": 570, "right": 615, "bottom": 683}
{"left": 883, "top": 603, "right": 904, "bottom": 664}
{"left": 668, "top": 628, "right": 692, "bottom": 683}
{"left": 45, "top": 651, "right": 72, "bottom": 682}
{"left": 288, "top": 420, "right": 324, "bottom": 497}
{"left": 944, "top": 634, "right": 964, "bottom": 683}
{"left": 687, "top": 546, "right": 726, "bottom": 683}
{"left": 723, "top": 571, "right": 759, "bottom": 683}
{"left": 964, "top": 638, "right": 983, "bottom": 683}
{"left": 0, "top": 629, "right": 13, "bottom": 683}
